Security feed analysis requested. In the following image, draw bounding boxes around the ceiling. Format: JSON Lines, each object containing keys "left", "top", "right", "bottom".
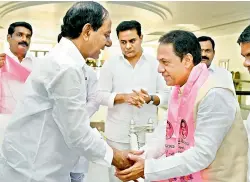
{"left": 0, "top": 1, "right": 250, "bottom": 45}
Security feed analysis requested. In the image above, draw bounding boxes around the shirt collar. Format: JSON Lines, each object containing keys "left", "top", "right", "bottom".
{"left": 58, "top": 37, "right": 86, "bottom": 68}
{"left": 5, "top": 48, "right": 33, "bottom": 63}
{"left": 208, "top": 62, "right": 216, "bottom": 72}
{"left": 119, "top": 49, "right": 147, "bottom": 63}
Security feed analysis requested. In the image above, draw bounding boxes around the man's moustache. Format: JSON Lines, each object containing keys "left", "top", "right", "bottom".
{"left": 202, "top": 56, "right": 209, "bottom": 60}
{"left": 18, "top": 42, "right": 28, "bottom": 46}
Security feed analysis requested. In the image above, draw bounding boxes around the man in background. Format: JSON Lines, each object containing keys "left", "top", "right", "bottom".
{"left": 0, "top": 21, "right": 34, "bottom": 69}
{"left": 237, "top": 24, "right": 250, "bottom": 182}
{"left": 198, "top": 36, "right": 235, "bottom": 91}
{"left": 97, "top": 20, "right": 170, "bottom": 182}
{"left": 0, "top": 21, "right": 34, "bottom": 146}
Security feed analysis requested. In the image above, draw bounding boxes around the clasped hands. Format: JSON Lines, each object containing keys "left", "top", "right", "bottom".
{"left": 125, "top": 89, "right": 151, "bottom": 108}
{"left": 112, "top": 148, "right": 145, "bottom": 182}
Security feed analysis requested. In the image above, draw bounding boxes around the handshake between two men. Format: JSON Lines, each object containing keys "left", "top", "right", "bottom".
{"left": 109, "top": 90, "right": 156, "bottom": 181}
{"left": 111, "top": 148, "right": 146, "bottom": 182}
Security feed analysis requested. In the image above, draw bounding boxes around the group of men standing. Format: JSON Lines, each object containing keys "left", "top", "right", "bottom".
{"left": 0, "top": 1, "right": 250, "bottom": 182}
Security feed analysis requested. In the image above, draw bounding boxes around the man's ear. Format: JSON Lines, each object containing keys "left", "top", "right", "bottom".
{"left": 183, "top": 53, "right": 194, "bottom": 69}
{"left": 140, "top": 34, "right": 143, "bottom": 41}
{"left": 81, "top": 23, "right": 93, "bottom": 41}
{"left": 7, "top": 34, "right": 11, "bottom": 43}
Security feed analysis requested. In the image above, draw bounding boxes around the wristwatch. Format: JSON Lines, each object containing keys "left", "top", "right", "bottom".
{"left": 148, "top": 95, "right": 154, "bottom": 104}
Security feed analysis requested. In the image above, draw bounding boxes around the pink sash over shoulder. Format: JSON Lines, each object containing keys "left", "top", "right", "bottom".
{"left": 158, "top": 63, "right": 209, "bottom": 182}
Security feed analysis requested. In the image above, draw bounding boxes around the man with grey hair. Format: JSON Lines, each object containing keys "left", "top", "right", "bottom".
{"left": 0, "top": 2, "right": 141, "bottom": 182}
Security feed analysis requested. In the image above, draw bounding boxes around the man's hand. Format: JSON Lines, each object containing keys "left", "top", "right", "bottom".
{"left": 112, "top": 148, "right": 132, "bottom": 170}
{"left": 114, "top": 90, "right": 149, "bottom": 107}
{"left": 112, "top": 148, "right": 144, "bottom": 170}
{"left": 124, "top": 93, "right": 145, "bottom": 108}
{"left": 115, "top": 153, "right": 145, "bottom": 181}
{"left": 0, "top": 53, "right": 6, "bottom": 68}
{"left": 132, "top": 89, "right": 151, "bottom": 103}
{"left": 129, "top": 89, "right": 151, "bottom": 108}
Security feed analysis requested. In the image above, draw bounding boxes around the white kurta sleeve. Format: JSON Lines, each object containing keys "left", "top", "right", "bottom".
{"left": 86, "top": 68, "right": 100, "bottom": 117}
{"left": 96, "top": 61, "right": 116, "bottom": 108}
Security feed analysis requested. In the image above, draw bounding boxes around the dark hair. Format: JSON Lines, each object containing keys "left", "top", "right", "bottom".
{"left": 116, "top": 20, "right": 141, "bottom": 37}
{"left": 197, "top": 36, "right": 215, "bottom": 50}
{"left": 159, "top": 30, "right": 201, "bottom": 66}
{"left": 8, "top": 21, "right": 33, "bottom": 36}
{"left": 57, "top": 33, "right": 62, "bottom": 43}
{"left": 237, "top": 25, "right": 250, "bottom": 44}
{"left": 61, "top": 1, "right": 109, "bottom": 39}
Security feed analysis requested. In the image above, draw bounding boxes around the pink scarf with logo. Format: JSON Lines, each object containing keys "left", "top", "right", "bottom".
{"left": 0, "top": 55, "right": 31, "bottom": 113}
{"left": 161, "top": 63, "right": 209, "bottom": 182}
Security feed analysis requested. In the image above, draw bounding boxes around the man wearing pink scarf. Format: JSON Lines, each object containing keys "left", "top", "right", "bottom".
{"left": 116, "top": 30, "right": 248, "bottom": 182}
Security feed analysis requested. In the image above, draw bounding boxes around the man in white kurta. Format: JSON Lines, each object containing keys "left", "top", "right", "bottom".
{"left": 1, "top": 30, "right": 100, "bottom": 182}
{"left": 0, "top": 2, "right": 135, "bottom": 182}
{"left": 97, "top": 20, "right": 170, "bottom": 182}
{"left": 57, "top": 33, "right": 101, "bottom": 182}
{"left": 237, "top": 24, "right": 250, "bottom": 182}
{"left": 70, "top": 65, "right": 100, "bottom": 182}
{"left": 198, "top": 36, "right": 235, "bottom": 91}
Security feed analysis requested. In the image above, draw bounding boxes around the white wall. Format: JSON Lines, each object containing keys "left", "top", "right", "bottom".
{"left": 0, "top": 41, "right": 4, "bottom": 53}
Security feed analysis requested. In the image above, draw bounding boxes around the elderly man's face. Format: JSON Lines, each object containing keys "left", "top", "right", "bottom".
{"left": 85, "top": 17, "right": 112, "bottom": 59}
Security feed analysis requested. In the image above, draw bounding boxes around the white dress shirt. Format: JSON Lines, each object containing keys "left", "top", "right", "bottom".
{"left": 97, "top": 53, "right": 170, "bottom": 143}
{"left": 0, "top": 37, "right": 113, "bottom": 182}
{"left": 143, "top": 67, "right": 237, "bottom": 181}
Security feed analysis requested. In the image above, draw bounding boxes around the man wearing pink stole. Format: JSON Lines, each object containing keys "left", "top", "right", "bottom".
{"left": 116, "top": 30, "right": 247, "bottom": 182}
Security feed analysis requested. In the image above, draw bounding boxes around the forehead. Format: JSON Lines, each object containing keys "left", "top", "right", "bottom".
{"left": 13, "top": 26, "right": 32, "bottom": 35}
{"left": 240, "top": 42, "right": 250, "bottom": 56}
{"left": 98, "top": 17, "right": 112, "bottom": 33}
{"left": 118, "top": 29, "right": 139, "bottom": 40}
{"left": 199, "top": 40, "right": 213, "bottom": 49}
{"left": 157, "top": 44, "right": 176, "bottom": 58}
